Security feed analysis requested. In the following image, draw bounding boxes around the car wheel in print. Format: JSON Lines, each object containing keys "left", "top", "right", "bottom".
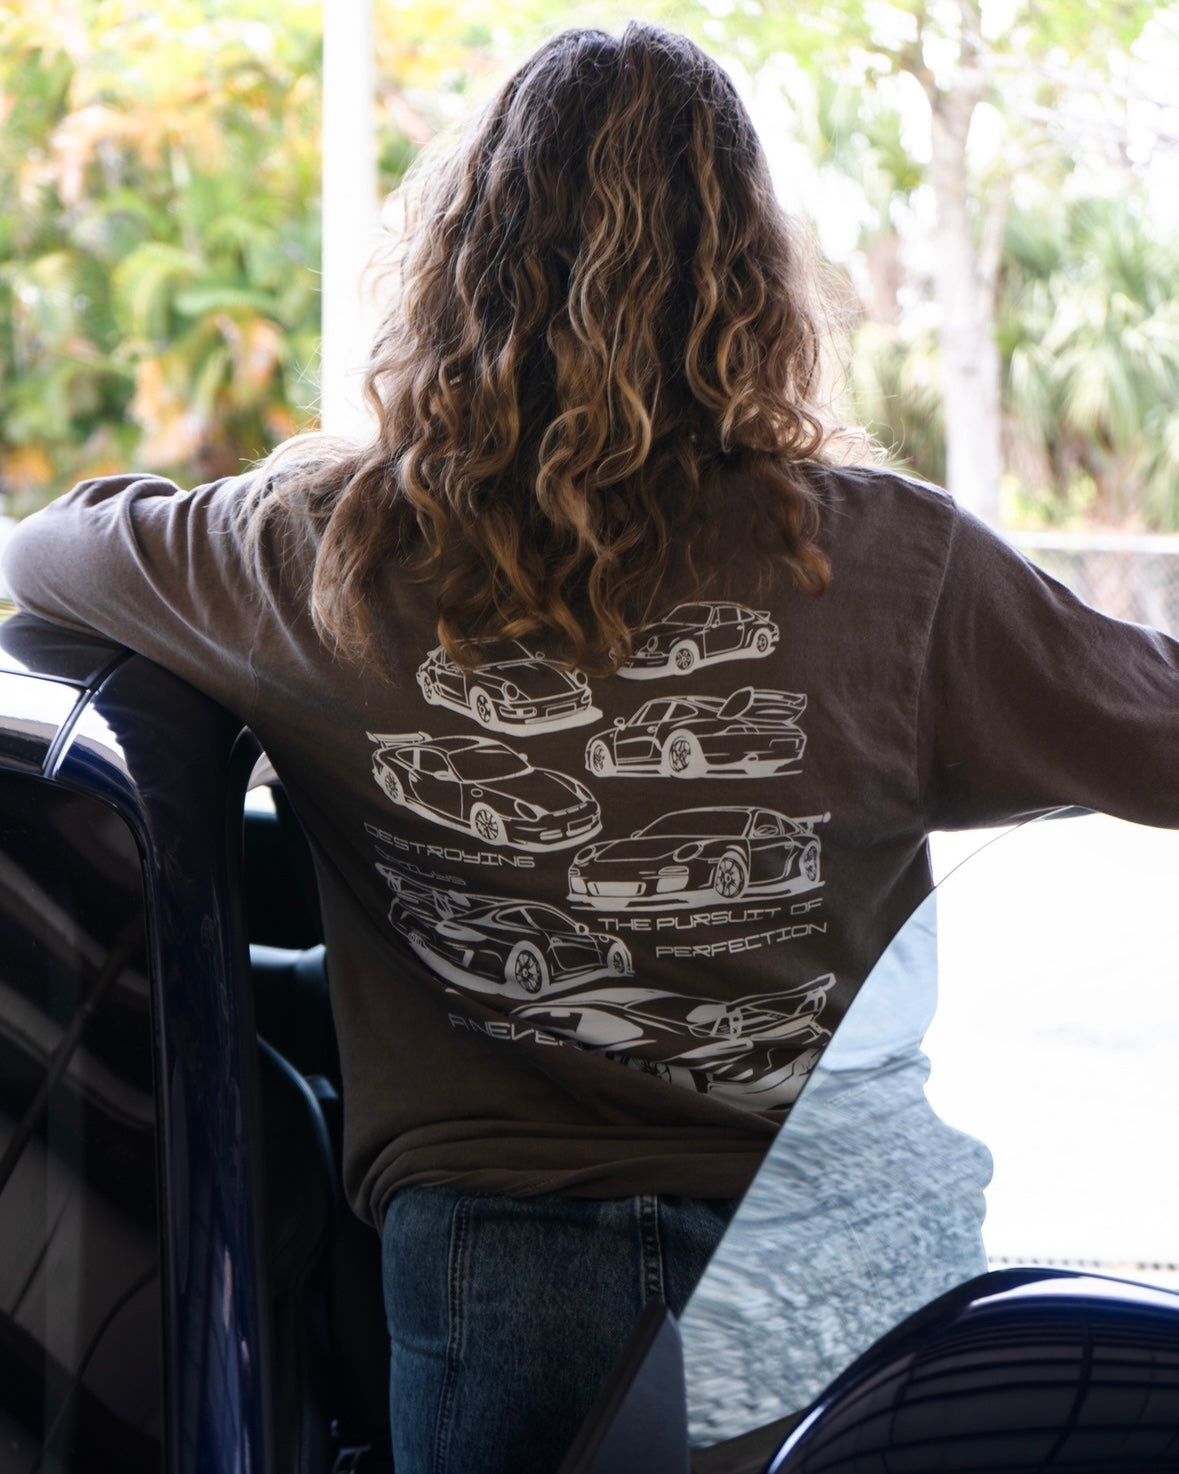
{"left": 664, "top": 730, "right": 702, "bottom": 777}
{"left": 470, "top": 687, "right": 497, "bottom": 728}
{"left": 713, "top": 850, "right": 748, "bottom": 901}
{"left": 470, "top": 802, "right": 506, "bottom": 845}
{"left": 606, "top": 941, "right": 631, "bottom": 976}
{"left": 800, "top": 841, "right": 821, "bottom": 884}
{"left": 419, "top": 672, "right": 440, "bottom": 703}
{"left": 753, "top": 628, "right": 772, "bottom": 654}
{"left": 671, "top": 641, "right": 699, "bottom": 673}
{"left": 378, "top": 767, "right": 404, "bottom": 805}
{"left": 587, "top": 738, "right": 616, "bottom": 776}
{"left": 507, "top": 942, "right": 550, "bottom": 994}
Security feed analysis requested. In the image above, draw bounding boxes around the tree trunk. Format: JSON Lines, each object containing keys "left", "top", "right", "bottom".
{"left": 322, "top": 0, "right": 380, "bottom": 440}
{"left": 927, "top": 84, "right": 1004, "bottom": 523}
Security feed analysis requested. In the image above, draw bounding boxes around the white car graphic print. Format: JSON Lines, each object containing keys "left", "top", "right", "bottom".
{"left": 369, "top": 731, "right": 601, "bottom": 851}
{"left": 567, "top": 806, "right": 827, "bottom": 911}
{"left": 513, "top": 973, "right": 835, "bottom": 1109}
{"left": 416, "top": 641, "right": 599, "bottom": 734}
{"left": 585, "top": 687, "right": 806, "bottom": 779}
{"left": 378, "top": 866, "right": 632, "bottom": 998}
{"left": 620, "top": 601, "right": 779, "bottom": 679}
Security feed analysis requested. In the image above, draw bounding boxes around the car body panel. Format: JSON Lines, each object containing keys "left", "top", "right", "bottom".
{"left": 1, "top": 616, "right": 271, "bottom": 1474}
{"left": 769, "top": 1268, "right": 1179, "bottom": 1473}
{"left": 514, "top": 974, "right": 834, "bottom": 1109}
{"left": 369, "top": 730, "right": 602, "bottom": 851}
{"left": 416, "top": 641, "right": 599, "bottom": 733}
{"left": 377, "top": 864, "right": 633, "bottom": 998}
{"left": 620, "top": 602, "right": 780, "bottom": 679}
{"left": 567, "top": 806, "right": 827, "bottom": 911}
{"left": 585, "top": 688, "right": 807, "bottom": 779}
{"left": 0, "top": 668, "right": 86, "bottom": 770}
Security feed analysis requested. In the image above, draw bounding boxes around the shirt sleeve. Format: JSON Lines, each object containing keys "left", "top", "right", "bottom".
{"left": 919, "top": 504, "right": 1179, "bottom": 831}
{"left": 1, "top": 473, "right": 265, "bottom": 720}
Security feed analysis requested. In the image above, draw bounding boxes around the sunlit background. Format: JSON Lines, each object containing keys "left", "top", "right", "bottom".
{"left": 2, "top": 0, "right": 1176, "bottom": 1285}
{"left": 3, "top": 0, "right": 1179, "bottom": 620}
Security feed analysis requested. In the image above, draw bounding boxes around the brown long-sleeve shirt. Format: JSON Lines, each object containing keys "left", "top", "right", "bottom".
{"left": 6, "top": 464, "right": 1178, "bottom": 1225}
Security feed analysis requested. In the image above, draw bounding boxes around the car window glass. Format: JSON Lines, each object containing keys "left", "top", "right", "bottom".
{"left": 526, "top": 906, "right": 576, "bottom": 933}
{"left": 0, "top": 773, "right": 162, "bottom": 1474}
{"left": 450, "top": 746, "right": 528, "bottom": 780}
{"left": 679, "top": 812, "right": 1179, "bottom": 1455}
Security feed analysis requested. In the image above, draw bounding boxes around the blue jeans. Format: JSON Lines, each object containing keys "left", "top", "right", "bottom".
{"left": 381, "top": 1188, "right": 736, "bottom": 1474}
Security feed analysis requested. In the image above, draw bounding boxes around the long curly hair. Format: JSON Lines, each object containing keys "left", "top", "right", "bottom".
{"left": 253, "top": 23, "right": 848, "bottom": 672}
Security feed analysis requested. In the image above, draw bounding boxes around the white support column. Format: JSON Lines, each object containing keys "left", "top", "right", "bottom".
{"left": 321, "top": 0, "right": 379, "bottom": 439}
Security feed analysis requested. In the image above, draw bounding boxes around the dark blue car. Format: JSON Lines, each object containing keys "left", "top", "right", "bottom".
{"left": 2, "top": 613, "right": 1177, "bottom": 1474}
{"left": 0, "top": 614, "right": 390, "bottom": 1474}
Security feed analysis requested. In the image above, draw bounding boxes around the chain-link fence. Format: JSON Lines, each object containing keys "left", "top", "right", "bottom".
{"left": 1013, "top": 532, "right": 1179, "bottom": 639}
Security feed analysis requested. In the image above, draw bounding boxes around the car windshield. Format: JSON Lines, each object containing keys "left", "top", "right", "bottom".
{"left": 674, "top": 812, "right": 1179, "bottom": 1460}
{"left": 525, "top": 906, "right": 580, "bottom": 933}
{"left": 640, "top": 809, "right": 749, "bottom": 838}
{"left": 447, "top": 744, "right": 531, "bottom": 782}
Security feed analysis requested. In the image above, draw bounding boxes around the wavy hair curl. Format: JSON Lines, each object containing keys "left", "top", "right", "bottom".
{"left": 253, "top": 23, "right": 848, "bottom": 671}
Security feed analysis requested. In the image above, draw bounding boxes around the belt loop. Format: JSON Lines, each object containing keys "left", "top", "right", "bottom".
{"left": 637, "top": 1193, "right": 665, "bottom": 1303}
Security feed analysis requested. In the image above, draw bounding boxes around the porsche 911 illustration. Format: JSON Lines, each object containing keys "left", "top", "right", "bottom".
{"left": 514, "top": 974, "right": 834, "bottom": 1109}
{"left": 567, "top": 806, "right": 827, "bottom": 910}
{"left": 369, "top": 730, "right": 601, "bottom": 850}
{"left": 377, "top": 867, "right": 633, "bottom": 996}
{"left": 585, "top": 687, "right": 807, "bottom": 778}
{"left": 620, "top": 601, "right": 779, "bottom": 679}
{"left": 416, "top": 641, "right": 598, "bottom": 733}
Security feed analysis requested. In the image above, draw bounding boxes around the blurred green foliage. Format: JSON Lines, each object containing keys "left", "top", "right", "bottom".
{"left": 0, "top": 0, "right": 698, "bottom": 510}
{"left": 1001, "top": 195, "right": 1179, "bottom": 530}
{"left": 3, "top": 0, "right": 1179, "bottom": 532}
{"left": 1, "top": 1, "right": 328, "bottom": 507}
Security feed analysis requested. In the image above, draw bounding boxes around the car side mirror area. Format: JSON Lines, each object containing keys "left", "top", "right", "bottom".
{"left": 767, "top": 1268, "right": 1179, "bottom": 1474}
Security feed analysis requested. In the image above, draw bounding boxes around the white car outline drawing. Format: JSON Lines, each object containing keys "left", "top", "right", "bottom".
{"left": 377, "top": 865, "right": 633, "bottom": 997}
{"left": 369, "top": 730, "right": 601, "bottom": 851}
{"left": 567, "top": 806, "right": 828, "bottom": 911}
{"left": 416, "top": 641, "right": 599, "bottom": 734}
{"left": 620, "top": 601, "right": 779, "bottom": 679}
{"left": 513, "top": 974, "right": 835, "bottom": 1109}
{"left": 585, "top": 687, "right": 806, "bottom": 779}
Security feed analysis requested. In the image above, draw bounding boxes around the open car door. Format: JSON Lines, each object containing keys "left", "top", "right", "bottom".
{"left": 561, "top": 812, "right": 1179, "bottom": 1473}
